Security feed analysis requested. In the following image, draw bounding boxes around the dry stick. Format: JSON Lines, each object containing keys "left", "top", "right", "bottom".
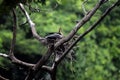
{"left": 25, "top": 45, "right": 54, "bottom": 80}
{"left": 55, "top": 0, "right": 107, "bottom": 48}
{"left": 57, "top": 0, "right": 120, "bottom": 64}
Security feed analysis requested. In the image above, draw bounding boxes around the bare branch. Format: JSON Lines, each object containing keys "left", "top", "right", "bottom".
{"left": 18, "top": 3, "right": 46, "bottom": 44}
{"left": 56, "top": 0, "right": 120, "bottom": 64}
{"left": 33, "top": 45, "right": 54, "bottom": 71}
{"left": 0, "top": 53, "right": 9, "bottom": 58}
{"left": 25, "top": 45, "right": 54, "bottom": 80}
{"left": 11, "top": 56, "right": 35, "bottom": 68}
{"left": 0, "top": 52, "right": 50, "bottom": 71}
{"left": 9, "top": 9, "right": 35, "bottom": 68}
{"left": 0, "top": 53, "right": 34, "bottom": 68}
{"left": 55, "top": 0, "right": 107, "bottom": 48}
{"left": 9, "top": 8, "right": 17, "bottom": 57}
{"left": 1, "top": 4, "right": 53, "bottom": 79}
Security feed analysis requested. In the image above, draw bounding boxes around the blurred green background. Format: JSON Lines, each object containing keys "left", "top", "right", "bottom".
{"left": 0, "top": 0, "right": 120, "bottom": 80}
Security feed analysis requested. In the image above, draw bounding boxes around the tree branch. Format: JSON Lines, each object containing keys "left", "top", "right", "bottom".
{"left": 0, "top": 53, "right": 9, "bottom": 58}
{"left": 0, "top": 52, "right": 51, "bottom": 71}
{"left": 18, "top": 3, "right": 47, "bottom": 44}
{"left": 18, "top": 4, "right": 56, "bottom": 80}
{"left": 33, "top": 45, "right": 54, "bottom": 71}
{"left": 56, "top": 0, "right": 120, "bottom": 64}
{"left": 1, "top": 5, "right": 53, "bottom": 78}
{"left": 25, "top": 45, "right": 54, "bottom": 80}
{"left": 55, "top": 0, "right": 107, "bottom": 48}
{"left": 9, "top": 8, "right": 17, "bottom": 57}
{"left": 5, "top": 9, "right": 35, "bottom": 68}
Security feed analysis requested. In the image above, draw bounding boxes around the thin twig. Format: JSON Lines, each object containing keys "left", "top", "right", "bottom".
{"left": 82, "top": 0, "right": 88, "bottom": 15}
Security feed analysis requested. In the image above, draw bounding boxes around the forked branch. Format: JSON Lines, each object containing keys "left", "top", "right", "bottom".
{"left": 19, "top": 3, "right": 47, "bottom": 44}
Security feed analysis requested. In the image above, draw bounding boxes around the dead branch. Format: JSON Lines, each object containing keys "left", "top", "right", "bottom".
{"left": 55, "top": 0, "right": 107, "bottom": 49}
{"left": 56, "top": 0, "right": 120, "bottom": 64}
{"left": 25, "top": 45, "right": 54, "bottom": 80}
{"left": 18, "top": 3, "right": 46, "bottom": 44}
{"left": 0, "top": 53, "right": 34, "bottom": 68}
{"left": 9, "top": 8, "right": 17, "bottom": 57}
{"left": 7, "top": 9, "right": 35, "bottom": 68}
{"left": 0, "top": 5, "right": 53, "bottom": 76}
{"left": 0, "top": 52, "right": 51, "bottom": 72}
{"left": 17, "top": 3, "right": 54, "bottom": 79}
{"left": 33, "top": 45, "right": 54, "bottom": 71}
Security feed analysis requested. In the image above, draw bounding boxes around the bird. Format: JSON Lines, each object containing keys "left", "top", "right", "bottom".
{"left": 45, "top": 27, "right": 63, "bottom": 44}
{"left": 44, "top": 28, "right": 64, "bottom": 60}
